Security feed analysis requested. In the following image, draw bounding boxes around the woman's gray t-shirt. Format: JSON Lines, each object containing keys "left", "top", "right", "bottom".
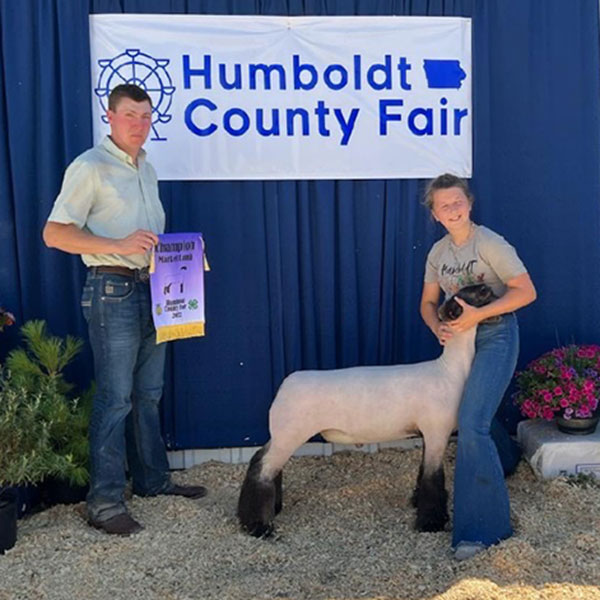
{"left": 424, "top": 225, "right": 527, "bottom": 298}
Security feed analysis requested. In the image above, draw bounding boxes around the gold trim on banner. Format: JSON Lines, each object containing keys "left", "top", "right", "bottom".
{"left": 149, "top": 247, "right": 156, "bottom": 274}
{"left": 202, "top": 238, "right": 210, "bottom": 271}
{"left": 156, "top": 322, "right": 205, "bottom": 344}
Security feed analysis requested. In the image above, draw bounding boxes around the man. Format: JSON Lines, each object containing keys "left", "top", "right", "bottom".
{"left": 43, "top": 84, "right": 206, "bottom": 536}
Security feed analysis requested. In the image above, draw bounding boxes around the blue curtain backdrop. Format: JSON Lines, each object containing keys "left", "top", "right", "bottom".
{"left": 1, "top": 0, "right": 599, "bottom": 448}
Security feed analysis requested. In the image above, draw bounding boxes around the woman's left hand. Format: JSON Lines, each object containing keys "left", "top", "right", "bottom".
{"left": 447, "top": 297, "right": 482, "bottom": 332}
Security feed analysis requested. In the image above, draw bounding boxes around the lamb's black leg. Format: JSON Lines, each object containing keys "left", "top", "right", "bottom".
{"left": 237, "top": 445, "right": 277, "bottom": 537}
{"left": 274, "top": 470, "right": 283, "bottom": 515}
{"left": 411, "top": 446, "right": 425, "bottom": 508}
{"left": 414, "top": 466, "right": 448, "bottom": 532}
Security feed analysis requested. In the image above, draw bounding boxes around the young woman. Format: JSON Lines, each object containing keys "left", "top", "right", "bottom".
{"left": 420, "top": 173, "right": 536, "bottom": 560}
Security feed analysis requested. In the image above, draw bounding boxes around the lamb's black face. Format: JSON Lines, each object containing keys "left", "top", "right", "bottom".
{"left": 438, "top": 284, "right": 496, "bottom": 322}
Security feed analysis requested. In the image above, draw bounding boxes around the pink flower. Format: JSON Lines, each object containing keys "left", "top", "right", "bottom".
{"left": 579, "top": 346, "right": 598, "bottom": 358}
{"left": 553, "top": 386, "right": 564, "bottom": 396}
{"left": 559, "top": 398, "right": 570, "bottom": 408}
{"left": 560, "top": 368, "right": 573, "bottom": 380}
{"left": 542, "top": 407, "right": 555, "bottom": 420}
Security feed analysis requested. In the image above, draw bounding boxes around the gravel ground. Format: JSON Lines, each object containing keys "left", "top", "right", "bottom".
{"left": 1, "top": 444, "right": 599, "bottom": 600}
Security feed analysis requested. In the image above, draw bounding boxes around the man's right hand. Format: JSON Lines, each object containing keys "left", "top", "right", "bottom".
{"left": 116, "top": 230, "right": 159, "bottom": 255}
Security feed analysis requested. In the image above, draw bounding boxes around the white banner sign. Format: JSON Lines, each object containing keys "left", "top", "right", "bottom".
{"left": 90, "top": 14, "right": 471, "bottom": 180}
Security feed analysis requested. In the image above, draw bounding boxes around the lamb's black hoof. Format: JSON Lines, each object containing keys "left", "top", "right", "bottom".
{"left": 243, "top": 521, "right": 274, "bottom": 538}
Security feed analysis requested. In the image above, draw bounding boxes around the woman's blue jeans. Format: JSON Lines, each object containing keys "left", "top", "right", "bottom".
{"left": 82, "top": 271, "right": 171, "bottom": 522}
{"left": 452, "top": 313, "right": 521, "bottom": 548}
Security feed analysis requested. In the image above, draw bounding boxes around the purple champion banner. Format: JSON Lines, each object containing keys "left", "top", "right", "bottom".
{"left": 150, "top": 232, "right": 205, "bottom": 343}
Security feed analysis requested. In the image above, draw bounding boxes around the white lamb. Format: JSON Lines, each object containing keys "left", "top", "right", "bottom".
{"left": 237, "top": 283, "right": 496, "bottom": 537}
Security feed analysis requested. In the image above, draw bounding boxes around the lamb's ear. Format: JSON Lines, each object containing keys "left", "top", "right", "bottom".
{"left": 437, "top": 301, "right": 450, "bottom": 320}
{"left": 439, "top": 297, "right": 463, "bottom": 322}
{"left": 449, "top": 299, "right": 464, "bottom": 320}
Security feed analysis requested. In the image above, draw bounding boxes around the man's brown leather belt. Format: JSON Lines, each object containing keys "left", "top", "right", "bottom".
{"left": 90, "top": 265, "right": 150, "bottom": 282}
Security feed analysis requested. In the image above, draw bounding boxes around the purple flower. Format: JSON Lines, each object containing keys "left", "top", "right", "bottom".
{"left": 576, "top": 406, "right": 592, "bottom": 418}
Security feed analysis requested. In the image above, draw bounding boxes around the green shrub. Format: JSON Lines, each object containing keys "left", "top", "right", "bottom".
{"left": 4, "top": 320, "right": 91, "bottom": 487}
{"left": 0, "top": 370, "right": 71, "bottom": 487}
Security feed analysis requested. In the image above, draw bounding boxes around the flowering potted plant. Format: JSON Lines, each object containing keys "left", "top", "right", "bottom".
{"left": 513, "top": 344, "right": 600, "bottom": 435}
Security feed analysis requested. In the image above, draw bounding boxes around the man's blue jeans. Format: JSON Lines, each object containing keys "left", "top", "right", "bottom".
{"left": 82, "top": 271, "right": 171, "bottom": 522}
{"left": 452, "top": 313, "right": 521, "bottom": 548}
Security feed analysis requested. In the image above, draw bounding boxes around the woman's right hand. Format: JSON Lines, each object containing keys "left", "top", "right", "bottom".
{"left": 434, "top": 321, "right": 454, "bottom": 345}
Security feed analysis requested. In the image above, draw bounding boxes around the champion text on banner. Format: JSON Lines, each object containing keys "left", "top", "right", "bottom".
{"left": 90, "top": 14, "right": 472, "bottom": 180}
{"left": 150, "top": 233, "right": 206, "bottom": 343}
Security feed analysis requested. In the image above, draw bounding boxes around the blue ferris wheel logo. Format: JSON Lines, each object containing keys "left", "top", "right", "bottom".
{"left": 95, "top": 49, "right": 175, "bottom": 141}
